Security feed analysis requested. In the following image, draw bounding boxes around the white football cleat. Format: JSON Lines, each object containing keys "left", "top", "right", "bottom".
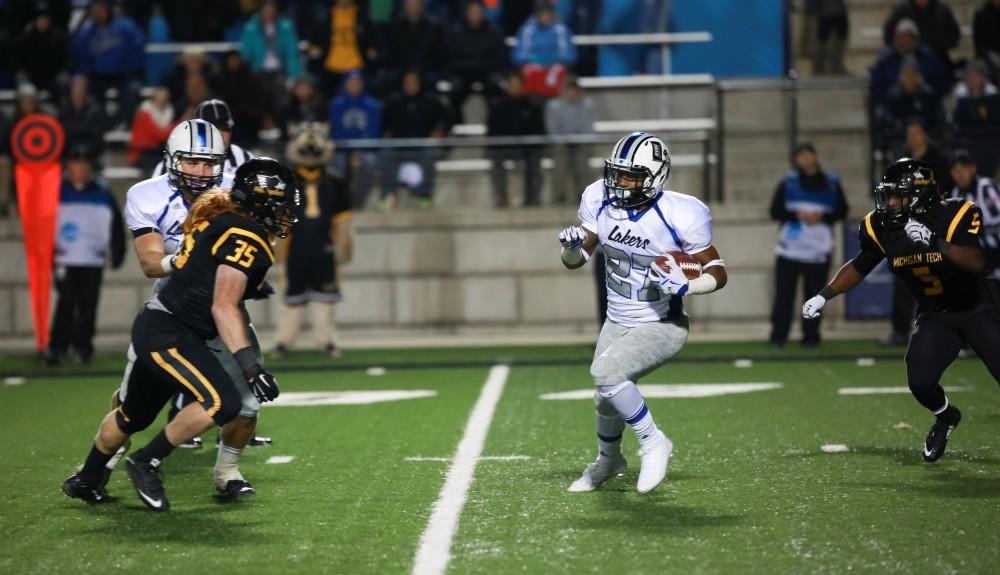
{"left": 567, "top": 453, "right": 627, "bottom": 492}
{"left": 636, "top": 431, "right": 672, "bottom": 494}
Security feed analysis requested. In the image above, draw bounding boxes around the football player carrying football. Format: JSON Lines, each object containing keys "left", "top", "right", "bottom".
{"left": 558, "top": 132, "right": 728, "bottom": 493}
{"left": 802, "top": 158, "right": 1000, "bottom": 462}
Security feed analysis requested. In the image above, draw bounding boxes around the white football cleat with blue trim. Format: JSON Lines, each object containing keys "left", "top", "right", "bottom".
{"left": 568, "top": 453, "right": 627, "bottom": 492}
{"left": 636, "top": 431, "right": 672, "bottom": 494}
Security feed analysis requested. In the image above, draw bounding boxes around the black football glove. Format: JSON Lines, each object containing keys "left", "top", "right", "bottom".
{"left": 234, "top": 347, "right": 280, "bottom": 403}
{"left": 248, "top": 368, "right": 280, "bottom": 403}
{"left": 251, "top": 280, "right": 275, "bottom": 300}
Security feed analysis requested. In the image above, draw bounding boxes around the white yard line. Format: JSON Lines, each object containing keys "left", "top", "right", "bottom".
{"left": 839, "top": 386, "right": 967, "bottom": 395}
{"left": 405, "top": 455, "right": 531, "bottom": 463}
{"left": 411, "top": 364, "right": 510, "bottom": 575}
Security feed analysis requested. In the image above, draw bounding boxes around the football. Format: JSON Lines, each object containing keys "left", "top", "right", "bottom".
{"left": 654, "top": 251, "right": 703, "bottom": 280}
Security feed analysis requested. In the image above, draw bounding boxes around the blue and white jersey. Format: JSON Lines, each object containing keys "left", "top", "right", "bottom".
{"left": 579, "top": 180, "right": 713, "bottom": 327}
{"left": 124, "top": 172, "right": 235, "bottom": 256}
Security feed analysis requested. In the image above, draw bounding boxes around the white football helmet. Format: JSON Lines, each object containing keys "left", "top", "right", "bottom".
{"left": 164, "top": 119, "right": 225, "bottom": 196}
{"left": 604, "top": 131, "right": 671, "bottom": 209}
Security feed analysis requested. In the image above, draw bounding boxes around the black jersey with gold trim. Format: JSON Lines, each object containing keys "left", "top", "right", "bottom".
{"left": 158, "top": 211, "right": 274, "bottom": 338}
{"left": 856, "top": 198, "right": 986, "bottom": 312}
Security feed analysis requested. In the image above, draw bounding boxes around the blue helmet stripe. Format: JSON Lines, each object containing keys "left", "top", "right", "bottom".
{"left": 618, "top": 131, "right": 646, "bottom": 160}
{"left": 195, "top": 121, "right": 207, "bottom": 149}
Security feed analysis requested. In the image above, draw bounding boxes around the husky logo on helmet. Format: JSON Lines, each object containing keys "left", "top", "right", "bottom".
{"left": 231, "top": 157, "right": 300, "bottom": 239}
{"left": 875, "top": 157, "right": 941, "bottom": 227}
{"left": 604, "top": 131, "right": 671, "bottom": 210}
{"left": 164, "top": 119, "right": 225, "bottom": 197}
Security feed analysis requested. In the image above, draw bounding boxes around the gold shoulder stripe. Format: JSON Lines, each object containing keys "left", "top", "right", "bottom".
{"left": 864, "top": 212, "right": 885, "bottom": 253}
{"left": 945, "top": 201, "right": 974, "bottom": 242}
{"left": 211, "top": 228, "right": 275, "bottom": 263}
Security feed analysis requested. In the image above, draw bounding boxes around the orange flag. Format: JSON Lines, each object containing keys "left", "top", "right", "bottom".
{"left": 12, "top": 114, "right": 65, "bottom": 351}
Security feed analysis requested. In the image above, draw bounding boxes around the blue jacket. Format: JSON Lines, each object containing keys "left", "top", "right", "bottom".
{"left": 328, "top": 92, "right": 382, "bottom": 140}
{"left": 72, "top": 17, "right": 145, "bottom": 76}
{"left": 55, "top": 179, "right": 125, "bottom": 269}
{"left": 513, "top": 17, "right": 577, "bottom": 66}
{"left": 869, "top": 45, "right": 949, "bottom": 105}
{"left": 240, "top": 14, "right": 300, "bottom": 78}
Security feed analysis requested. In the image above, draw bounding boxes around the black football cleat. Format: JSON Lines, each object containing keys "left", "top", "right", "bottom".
{"left": 124, "top": 457, "right": 170, "bottom": 512}
{"left": 922, "top": 407, "right": 962, "bottom": 463}
{"left": 216, "top": 479, "right": 256, "bottom": 502}
{"left": 62, "top": 474, "right": 113, "bottom": 504}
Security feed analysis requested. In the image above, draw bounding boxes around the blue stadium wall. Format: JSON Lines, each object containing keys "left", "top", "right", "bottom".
{"left": 671, "top": 0, "right": 788, "bottom": 77}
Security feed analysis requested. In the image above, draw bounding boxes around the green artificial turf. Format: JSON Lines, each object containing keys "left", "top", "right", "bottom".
{"left": 0, "top": 344, "right": 996, "bottom": 574}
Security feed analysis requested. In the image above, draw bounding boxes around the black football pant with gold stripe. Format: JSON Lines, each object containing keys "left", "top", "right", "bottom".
{"left": 115, "top": 309, "right": 241, "bottom": 435}
{"left": 905, "top": 300, "right": 1000, "bottom": 413}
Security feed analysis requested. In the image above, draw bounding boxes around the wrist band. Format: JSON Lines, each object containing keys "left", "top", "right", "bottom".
{"left": 233, "top": 347, "right": 260, "bottom": 378}
{"left": 160, "top": 254, "right": 175, "bottom": 274}
{"left": 686, "top": 273, "right": 718, "bottom": 294}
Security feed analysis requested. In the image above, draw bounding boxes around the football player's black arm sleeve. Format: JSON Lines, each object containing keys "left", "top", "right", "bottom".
{"left": 938, "top": 239, "right": 986, "bottom": 274}
{"left": 130, "top": 227, "right": 155, "bottom": 238}
{"left": 110, "top": 197, "right": 126, "bottom": 269}
{"left": 212, "top": 265, "right": 252, "bottom": 354}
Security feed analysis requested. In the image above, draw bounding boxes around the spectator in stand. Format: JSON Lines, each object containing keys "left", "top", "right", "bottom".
{"left": 174, "top": 72, "right": 212, "bottom": 121}
{"left": 47, "top": 145, "right": 125, "bottom": 366}
{"left": 240, "top": 0, "right": 301, "bottom": 124}
{"left": 513, "top": 2, "right": 577, "bottom": 97}
{"left": 952, "top": 59, "right": 1000, "bottom": 175}
{"left": 72, "top": 0, "right": 145, "bottom": 129}
{"left": 882, "top": 0, "right": 960, "bottom": 72}
{"left": 379, "top": 70, "right": 449, "bottom": 209}
{"left": 880, "top": 118, "right": 954, "bottom": 346}
{"left": 58, "top": 75, "right": 108, "bottom": 159}
{"left": 15, "top": 4, "right": 70, "bottom": 95}
{"left": 768, "top": 143, "right": 848, "bottom": 348}
{"left": 285, "top": 75, "right": 327, "bottom": 129}
{"left": 973, "top": 0, "right": 1000, "bottom": 78}
{"left": 803, "top": 0, "right": 849, "bottom": 75}
{"left": 487, "top": 70, "right": 545, "bottom": 207}
{"left": 329, "top": 70, "right": 381, "bottom": 209}
{"left": 158, "top": 0, "right": 241, "bottom": 42}
{"left": 163, "top": 48, "right": 219, "bottom": 108}
{"left": 212, "top": 50, "right": 273, "bottom": 145}
{"left": 445, "top": 0, "right": 507, "bottom": 122}
{"left": 544, "top": 74, "right": 595, "bottom": 204}
{"left": 307, "top": 0, "right": 374, "bottom": 98}
{"left": 880, "top": 58, "right": 944, "bottom": 153}
{"left": 385, "top": 0, "right": 448, "bottom": 88}
{"left": 129, "top": 87, "right": 176, "bottom": 172}
{"left": 870, "top": 18, "right": 950, "bottom": 107}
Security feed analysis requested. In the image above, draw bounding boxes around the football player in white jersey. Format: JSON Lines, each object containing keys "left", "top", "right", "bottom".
{"left": 117, "top": 119, "right": 268, "bottom": 500}
{"left": 151, "top": 99, "right": 254, "bottom": 178}
{"left": 558, "top": 132, "right": 728, "bottom": 494}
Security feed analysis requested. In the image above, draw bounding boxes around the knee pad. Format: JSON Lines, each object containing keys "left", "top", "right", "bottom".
{"left": 115, "top": 409, "right": 150, "bottom": 436}
{"left": 590, "top": 359, "right": 628, "bottom": 389}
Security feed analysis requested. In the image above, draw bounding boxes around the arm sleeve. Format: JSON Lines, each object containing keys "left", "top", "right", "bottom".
{"left": 769, "top": 182, "right": 795, "bottom": 222}
{"left": 946, "top": 203, "right": 984, "bottom": 248}
{"left": 123, "top": 188, "right": 158, "bottom": 234}
{"left": 679, "top": 199, "right": 713, "bottom": 254}
{"left": 109, "top": 195, "right": 126, "bottom": 269}
{"left": 577, "top": 186, "right": 601, "bottom": 233}
{"left": 855, "top": 217, "right": 886, "bottom": 273}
